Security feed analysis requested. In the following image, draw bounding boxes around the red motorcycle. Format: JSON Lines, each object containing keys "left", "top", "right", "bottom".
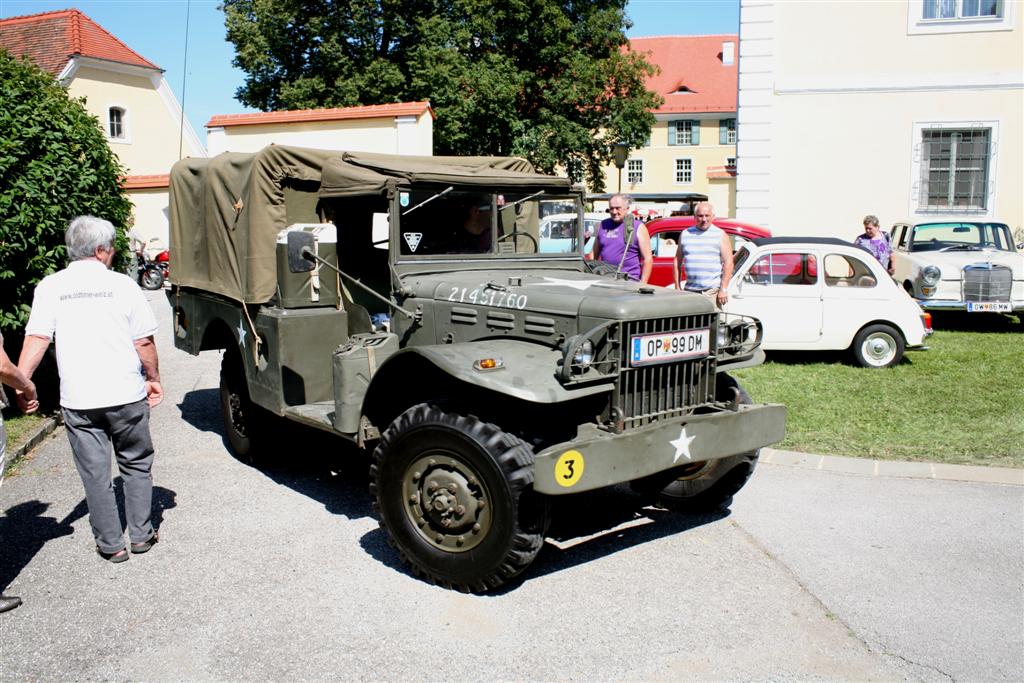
{"left": 137, "top": 247, "right": 170, "bottom": 290}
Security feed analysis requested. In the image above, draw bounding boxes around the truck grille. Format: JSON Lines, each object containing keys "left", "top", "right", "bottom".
{"left": 963, "top": 265, "right": 1012, "bottom": 302}
{"left": 616, "top": 314, "right": 717, "bottom": 430}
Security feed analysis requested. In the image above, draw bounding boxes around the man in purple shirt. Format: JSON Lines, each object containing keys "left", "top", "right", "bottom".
{"left": 589, "top": 194, "right": 653, "bottom": 283}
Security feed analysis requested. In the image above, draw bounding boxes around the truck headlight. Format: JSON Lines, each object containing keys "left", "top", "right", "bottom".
{"left": 572, "top": 340, "right": 594, "bottom": 368}
{"left": 921, "top": 265, "right": 941, "bottom": 286}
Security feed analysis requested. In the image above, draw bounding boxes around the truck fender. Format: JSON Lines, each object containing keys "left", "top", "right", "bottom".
{"left": 362, "top": 340, "right": 612, "bottom": 427}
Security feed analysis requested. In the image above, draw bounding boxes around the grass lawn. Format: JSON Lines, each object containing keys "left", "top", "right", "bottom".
{"left": 733, "top": 313, "right": 1023, "bottom": 468}
{"left": 2, "top": 412, "right": 46, "bottom": 471}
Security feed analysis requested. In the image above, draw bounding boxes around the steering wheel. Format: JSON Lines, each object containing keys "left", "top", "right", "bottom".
{"left": 496, "top": 230, "right": 538, "bottom": 253}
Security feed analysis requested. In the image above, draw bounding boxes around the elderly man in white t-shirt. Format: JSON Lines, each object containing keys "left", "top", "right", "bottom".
{"left": 18, "top": 216, "right": 163, "bottom": 564}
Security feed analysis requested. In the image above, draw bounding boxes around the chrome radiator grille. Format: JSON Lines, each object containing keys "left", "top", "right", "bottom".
{"left": 616, "top": 314, "right": 716, "bottom": 430}
{"left": 963, "top": 265, "right": 1012, "bottom": 302}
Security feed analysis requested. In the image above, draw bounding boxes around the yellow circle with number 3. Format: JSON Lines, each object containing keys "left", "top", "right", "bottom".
{"left": 554, "top": 450, "right": 585, "bottom": 488}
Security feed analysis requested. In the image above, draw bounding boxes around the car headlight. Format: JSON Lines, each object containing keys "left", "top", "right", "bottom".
{"left": 572, "top": 339, "right": 594, "bottom": 368}
{"left": 921, "top": 265, "right": 941, "bottom": 286}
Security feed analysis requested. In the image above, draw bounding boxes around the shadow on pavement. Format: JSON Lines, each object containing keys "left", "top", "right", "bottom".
{"left": 0, "top": 499, "right": 85, "bottom": 591}
{"left": 177, "top": 388, "right": 222, "bottom": 434}
{"left": 0, "top": 484, "right": 177, "bottom": 591}
{"left": 177, "top": 388, "right": 726, "bottom": 590}
{"left": 358, "top": 484, "right": 728, "bottom": 592}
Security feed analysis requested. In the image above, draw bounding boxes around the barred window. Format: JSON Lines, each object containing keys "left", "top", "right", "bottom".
{"left": 919, "top": 128, "right": 990, "bottom": 210}
{"left": 675, "top": 158, "right": 692, "bottom": 184}
{"left": 923, "top": 0, "right": 1001, "bottom": 19}
{"left": 627, "top": 158, "right": 644, "bottom": 184}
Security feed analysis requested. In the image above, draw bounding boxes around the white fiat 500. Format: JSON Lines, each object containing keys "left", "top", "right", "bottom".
{"left": 722, "top": 238, "right": 932, "bottom": 368}
{"left": 889, "top": 220, "right": 1024, "bottom": 314}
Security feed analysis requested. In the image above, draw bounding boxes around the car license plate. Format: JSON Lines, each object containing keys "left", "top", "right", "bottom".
{"left": 630, "top": 329, "right": 710, "bottom": 366}
{"left": 967, "top": 302, "right": 1010, "bottom": 313}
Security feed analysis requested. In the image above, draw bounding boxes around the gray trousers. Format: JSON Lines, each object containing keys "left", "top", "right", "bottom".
{"left": 63, "top": 399, "right": 155, "bottom": 553}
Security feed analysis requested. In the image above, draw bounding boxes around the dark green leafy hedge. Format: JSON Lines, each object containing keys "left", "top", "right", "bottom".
{"left": 0, "top": 49, "right": 132, "bottom": 331}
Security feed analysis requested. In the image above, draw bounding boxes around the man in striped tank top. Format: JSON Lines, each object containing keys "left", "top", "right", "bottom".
{"left": 673, "top": 202, "right": 734, "bottom": 309}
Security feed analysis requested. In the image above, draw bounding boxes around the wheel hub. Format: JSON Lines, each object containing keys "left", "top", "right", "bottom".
{"left": 404, "top": 454, "right": 490, "bottom": 552}
{"left": 863, "top": 333, "right": 895, "bottom": 364}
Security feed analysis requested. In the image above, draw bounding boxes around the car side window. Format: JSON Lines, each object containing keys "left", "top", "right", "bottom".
{"left": 746, "top": 252, "right": 817, "bottom": 285}
{"left": 824, "top": 254, "right": 876, "bottom": 288}
{"left": 892, "top": 225, "right": 908, "bottom": 250}
{"left": 651, "top": 230, "right": 681, "bottom": 257}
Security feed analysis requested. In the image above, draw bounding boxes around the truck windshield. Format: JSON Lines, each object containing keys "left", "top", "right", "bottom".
{"left": 395, "top": 189, "right": 583, "bottom": 258}
{"left": 909, "top": 222, "right": 1015, "bottom": 253}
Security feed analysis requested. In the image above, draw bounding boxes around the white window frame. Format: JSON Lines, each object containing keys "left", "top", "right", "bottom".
{"left": 907, "top": 0, "right": 1013, "bottom": 34}
{"left": 726, "top": 157, "right": 737, "bottom": 168}
{"left": 106, "top": 104, "right": 131, "bottom": 144}
{"left": 725, "top": 118, "right": 737, "bottom": 144}
{"left": 674, "top": 158, "right": 693, "bottom": 185}
{"left": 626, "top": 158, "right": 645, "bottom": 185}
{"left": 909, "top": 119, "right": 999, "bottom": 217}
{"left": 669, "top": 120, "right": 693, "bottom": 146}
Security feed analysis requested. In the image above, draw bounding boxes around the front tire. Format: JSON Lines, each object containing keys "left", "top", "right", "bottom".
{"left": 635, "top": 374, "right": 759, "bottom": 512}
{"left": 370, "top": 403, "right": 546, "bottom": 592}
{"left": 851, "top": 323, "right": 904, "bottom": 368}
{"left": 140, "top": 267, "right": 165, "bottom": 290}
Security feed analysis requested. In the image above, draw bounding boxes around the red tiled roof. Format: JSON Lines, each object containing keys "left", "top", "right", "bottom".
{"left": 207, "top": 101, "right": 435, "bottom": 128}
{"left": 0, "top": 8, "right": 159, "bottom": 76}
{"left": 628, "top": 35, "right": 738, "bottom": 115}
{"left": 123, "top": 174, "right": 169, "bottom": 190}
{"left": 706, "top": 165, "right": 738, "bottom": 179}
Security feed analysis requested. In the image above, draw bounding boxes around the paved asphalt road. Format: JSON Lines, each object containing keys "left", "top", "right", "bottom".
{"left": 1, "top": 290, "right": 1021, "bottom": 681}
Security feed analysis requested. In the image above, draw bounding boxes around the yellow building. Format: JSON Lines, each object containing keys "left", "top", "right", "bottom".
{"left": 736, "top": 0, "right": 1023, "bottom": 236}
{"left": 600, "top": 35, "right": 739, "bottom": 216}
{"left": 0, "top": 8, "right": 206, "bottom": 248}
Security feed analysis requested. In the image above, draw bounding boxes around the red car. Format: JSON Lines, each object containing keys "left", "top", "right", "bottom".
{"left": 645, "top": 216, "right": 772, "bottom": 287}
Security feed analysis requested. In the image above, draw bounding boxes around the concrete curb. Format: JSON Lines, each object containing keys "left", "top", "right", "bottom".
{"left": 762, "top": 448, "right": 1024, "bottom": 486}
{"left": 3, "top": 415, "right": 60, "bottom": 477}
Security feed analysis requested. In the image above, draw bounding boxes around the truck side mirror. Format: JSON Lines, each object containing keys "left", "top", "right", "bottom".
{"left": 287, "top": 230, "right": 316, "bottom": 272}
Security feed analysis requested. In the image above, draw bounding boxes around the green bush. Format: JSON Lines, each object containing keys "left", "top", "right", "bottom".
{"left": 0, "top": 49, "right": 132, "bottom": 331}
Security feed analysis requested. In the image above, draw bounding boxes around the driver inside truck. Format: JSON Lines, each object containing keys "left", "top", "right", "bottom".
{"left": 445, "top": 195, "right": 493, "bottom": 254}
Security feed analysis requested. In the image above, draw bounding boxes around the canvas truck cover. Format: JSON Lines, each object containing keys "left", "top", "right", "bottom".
{"left": 169, "top": 145, "right": 571, "bottom": 303}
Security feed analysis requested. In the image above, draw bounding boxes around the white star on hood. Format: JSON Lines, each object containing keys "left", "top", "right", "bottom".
{"left": 237, "top": 319, "right": 247, "bottom": 348}
{"left": 527, "top": 276, "right": 601, "bottom": 291}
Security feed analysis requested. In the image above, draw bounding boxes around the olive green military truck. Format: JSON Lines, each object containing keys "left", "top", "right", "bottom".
{"left": 167, "top": 146, "right": 785, "bottom": 592}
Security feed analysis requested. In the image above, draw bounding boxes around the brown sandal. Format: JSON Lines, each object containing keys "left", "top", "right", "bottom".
{"left": 131, "top": 531, "right": 159, "bottom": 554}
{"left": 97, "top": 547, "right": 129, "bottom": 563}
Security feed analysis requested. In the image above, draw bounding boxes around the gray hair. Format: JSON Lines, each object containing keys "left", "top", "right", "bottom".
{"left": 863, "top": 214, "right": 880, "bottom": 227}
{"left": 694, "top": 201, "right": 715, "bottom": 215}
{"left": 66, "top": 215, "right": 116, "bottom": 261}
{"left": 609, "top": 193, "right": 631, "bottom": 208}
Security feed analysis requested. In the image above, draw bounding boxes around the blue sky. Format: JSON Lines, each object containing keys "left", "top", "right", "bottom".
{"left": 0, "top": 0, "right": 739, "bottom": 146}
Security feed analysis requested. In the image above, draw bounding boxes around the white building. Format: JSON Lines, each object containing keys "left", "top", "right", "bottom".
{"left": 736, "top": 0, "right": 1022, "bottom": 236}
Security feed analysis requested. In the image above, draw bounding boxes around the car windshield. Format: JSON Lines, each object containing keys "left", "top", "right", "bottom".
{"left": 396, "top": 189, "right": 582, "bottom": 258}
{"left": 908, "top": 222, "right": 1015, "bottom": 253}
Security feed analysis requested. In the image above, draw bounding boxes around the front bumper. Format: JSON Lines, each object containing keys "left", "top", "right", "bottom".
{"left": 917, "top": 299, "right": 1024, "bottom": 312}
{"left": 533, "top": 403, "right": 786, "bottom": 494}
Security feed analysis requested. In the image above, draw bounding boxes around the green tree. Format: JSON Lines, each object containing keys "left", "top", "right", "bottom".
{"left": 0, "top": 50, "right": 133, "bottom": 331}
{"left": 223, "top": 0, "right": 661, "bottom": 187}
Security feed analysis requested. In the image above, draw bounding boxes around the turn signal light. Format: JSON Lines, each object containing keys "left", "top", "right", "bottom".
{"left": 922, "top": 312, "right": 932, "bottom": 332}
{"left": 473, "top": 357, "right": 505, "bottom": 372}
